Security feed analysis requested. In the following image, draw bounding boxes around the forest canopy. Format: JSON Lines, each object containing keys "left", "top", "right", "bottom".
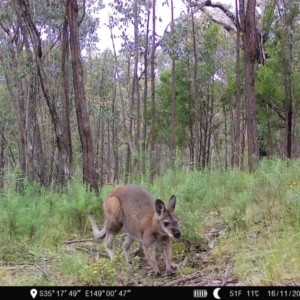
{"left": 0, "top": 0, "right": 299, "bottom": 190}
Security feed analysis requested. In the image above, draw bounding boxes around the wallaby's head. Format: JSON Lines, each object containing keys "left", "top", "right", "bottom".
{"left": 155, "top": 195, "right": 181, "bottom": 239}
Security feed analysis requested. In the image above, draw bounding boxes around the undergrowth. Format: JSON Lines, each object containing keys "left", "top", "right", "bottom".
{"left": 0, "top": 158, "right": 300, "bottom": 285}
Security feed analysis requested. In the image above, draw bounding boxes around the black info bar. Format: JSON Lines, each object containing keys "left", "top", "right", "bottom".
{"left": 1, "top": 286, "right": 299, "bottom": 299}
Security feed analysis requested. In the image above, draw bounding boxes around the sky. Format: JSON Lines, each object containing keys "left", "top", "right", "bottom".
{"left": 96, "top": 0, "right": 235, "bottom": 51}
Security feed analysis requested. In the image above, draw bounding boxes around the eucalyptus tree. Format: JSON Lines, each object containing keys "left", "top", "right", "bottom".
{"left": 185, "top": 0, "right": 265, "bottom": 171}
{"left": 278, "top": 0, "right": 299, "bottom": 159}
{"left": 160, "top": 13, "right": 230, "bottom": 169}
{"left": 65, "top": 0, "right": 99, "bottom": 192}
{"left": 17, "top": 0, "right": 73, "bottom": 186}
{"left": 156, "top": 62, "right": 193, "bottom": 158}
{"left": 191, "top": 8, "right": 201, "bottom": 169}
{"left": 0, "top": 74, "right": 15, "bottom": 188}
{"left": 169, "top": 0, "right": 176, "bottom": 166}
{"left": 108, "top": 0, "right": 159, "bottom": 180}
{"left": 0, "top": 0, "right": 102, "bottom": 189}
{"left": 85, "top": 48, "right": 120, "bottom": 185}
{"left": 150, "top": 0, "right": 156, "bottom": 181}
{"left": 0, "top": 1, "right": 48, "bottom": 185}
{"left": 240, "top": 0, "right": 260, "bottom": 171}
{"left": 256, "top": 0, "right": 300, "bottom": 158}
{"left": 233, "top": 0, "right": 242, "bottom": 168}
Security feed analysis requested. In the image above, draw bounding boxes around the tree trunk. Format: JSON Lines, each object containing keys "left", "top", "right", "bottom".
{"left": 61, "top": 8, "right": 73, "bottom": 165}
{"left": 150, "top": 0, "right": 156, "bottom": 182}
{"left": 67, "top": 0, "right": 98, "bottom": 192}
{"left": 170, "top": 0, "right": 176, "bottom": 165}
{"left": 0, "top": 125, "right": 4, "bottom": 190}
{"left": 142, "top": 6, "right": 150, "bottom": 174}
{"left": 281, "top": 0, "right": 294, "bottom": 159}
{"left": 233, "top": 0, "right": 242, "bottom": 168}
{"left": 22, "top": 26, "right": 46, "bottom": 184}
{"left": 100, "top": 107, "right": 105, "bottom": 187}
{"left": 191, "top": 9, "right": 200, "bottom": 170}
{"left": 240, "top": 0, "right": 259, "bottom": 171}
{"left": 112, "top": 79, "right": 119, "bottom": 183}
{"left": 133, "top": 0, "right": 141, "bottom": 153}
{"left": 126, "top": 52, "right": 133, "bottom": 183}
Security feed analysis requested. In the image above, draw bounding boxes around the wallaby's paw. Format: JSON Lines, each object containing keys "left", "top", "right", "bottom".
{"left": 167, "top": 270, "right": 176, "bottom": 277}
{"left": 152, "top": 269, "right": 161, "bottom": 277}
{"left": 171, "top": 262, "right": 177, "bottom": 269}
{"left": 148, "top": 271, "right": 161, "bottom": 277}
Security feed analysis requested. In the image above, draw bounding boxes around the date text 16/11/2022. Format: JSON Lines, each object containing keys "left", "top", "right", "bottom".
{"left": 229, "top": 289, "right": 300, "bottom": 298}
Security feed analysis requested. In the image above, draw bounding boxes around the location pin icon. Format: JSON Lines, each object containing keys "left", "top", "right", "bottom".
{"left": 30, "top": 289, "right": 38, "bottom": 299}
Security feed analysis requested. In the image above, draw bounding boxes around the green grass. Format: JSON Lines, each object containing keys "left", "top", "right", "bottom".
{"left": 1, "top": 158, "right": 300, "bottom": 285}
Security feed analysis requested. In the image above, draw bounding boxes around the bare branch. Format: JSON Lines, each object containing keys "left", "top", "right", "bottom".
{"left": 78, "top": 0, "right": 85, "bottom": 26}
{"left": 19, "top": 0, "right": 43, "bottom": 58}
{"left": 185, "top": 0, "right": 237, "bottom": 32}
{"left": 108, "top": 13, "right": 136, "bottom": 156}
{"left": 202, "top": 6, "right": 236, "bottom": 32}
{"left": 0, "top": 21, "right": 10, "bottom": 36}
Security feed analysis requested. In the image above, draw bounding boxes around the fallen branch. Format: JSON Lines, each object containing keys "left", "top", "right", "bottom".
{"left": 74, "top": 246, "right": 93, "bottom": 254}
{"left": 63, "top": 238, "right": 94, "bottom": 244}
{"left": 155, "top": 270, "right": 203, "bottom": 286}
{"left": 34, "top": 264, "right": 50, "bottom": 279}
{"left": 221, "top": 264, "right": 230, "bottom": 286}
{"left": 0, "top": 264, "right": 34, "bottom": 270}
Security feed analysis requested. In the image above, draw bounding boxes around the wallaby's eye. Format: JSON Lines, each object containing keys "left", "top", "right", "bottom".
{"left": 163, "top": 222, "right": 169, "bottom": 227}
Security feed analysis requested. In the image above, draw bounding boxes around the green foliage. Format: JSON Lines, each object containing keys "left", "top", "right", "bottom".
{"left": 255, "top": 0, "right": 300, "bottom": 155}
{"left": 1, "top": 159, "right": 300, "bottom": 285}
{"left": 57, "top": 181, "right": 101, "bottom": 233}
{"left": 199, "top": 23, "right": 221, "bottom": 80}
{"left": 155, "top": 60, "right": 192, "bottom": 148}
{"left": 1, "top": 181, "right": 47, "bottom": 241}
{"left": 0, "top": 179, "right": 102, "bottom": 249}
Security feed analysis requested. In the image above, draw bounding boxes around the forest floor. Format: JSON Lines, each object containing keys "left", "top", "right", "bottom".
{"left": 1, "top": 216, "right": 299, "bottom": 286}
{"left": 1, "top": 225, "right": 237, "bottom": 286}
{"left": 2, "top": 160, "right": 300, "bottom": 286}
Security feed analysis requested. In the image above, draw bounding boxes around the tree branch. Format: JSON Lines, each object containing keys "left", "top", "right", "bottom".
{"left": 185, "top": 0, "right": 237, "bottom": 32}
{"left": 78, "top": 0, "right": 85, "bottom": 26}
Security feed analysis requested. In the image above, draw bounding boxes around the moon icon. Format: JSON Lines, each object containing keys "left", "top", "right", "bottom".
{"left": 213, "top": 288, "right": 221, "bottom": 299}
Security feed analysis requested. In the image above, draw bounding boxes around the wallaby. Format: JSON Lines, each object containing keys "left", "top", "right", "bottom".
{"left": 87, "top": 184, "right": 181, "bottom": 275}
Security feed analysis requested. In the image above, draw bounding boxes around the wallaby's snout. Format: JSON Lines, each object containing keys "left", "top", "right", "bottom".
{"left": 173, "top": 229, "right": 181, "bottom": 239}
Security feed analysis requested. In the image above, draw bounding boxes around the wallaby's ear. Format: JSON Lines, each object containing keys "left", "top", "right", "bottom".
{"left": 155, "top": 199, "right": 166, "bottom": 216}
{"left": 168, "top": 195, "right": 176, "bottom": 211}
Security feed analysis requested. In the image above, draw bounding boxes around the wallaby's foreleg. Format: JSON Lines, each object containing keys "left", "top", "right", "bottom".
{"left": 161, "top": 238, "right": 175, "bottom": 275}
{"left": 143, "top": 244, "right": 160, "bottom": 275}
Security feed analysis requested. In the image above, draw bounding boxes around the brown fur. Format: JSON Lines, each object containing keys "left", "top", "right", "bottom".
{"left": 87, "top": 184, "right": 181, "bottom": 275}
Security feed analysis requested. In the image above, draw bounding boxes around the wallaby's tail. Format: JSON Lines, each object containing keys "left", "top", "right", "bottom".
{"left": 87, "top": 213, "right": 106, "bottom": 239}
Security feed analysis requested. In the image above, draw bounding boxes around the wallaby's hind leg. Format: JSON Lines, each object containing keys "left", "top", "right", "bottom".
{"left": 103, "top": 196, "right": 123, "bottom": 261}
{"left": 122, "top": 235, "right": 134, "bottom": 262}
{"left": 105, "top": 232, "right": 117, "bottom": 261}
